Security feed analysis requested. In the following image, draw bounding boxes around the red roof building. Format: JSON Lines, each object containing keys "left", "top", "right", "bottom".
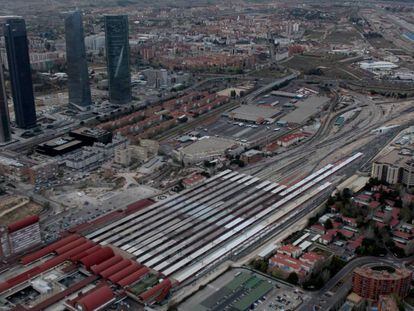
{"left": 139, "top": 279, "right": 172, "bottom": 304}
{"left": 91, "top": 255, "right": 123, "bottom": 274}
{"left": 21, "top": 234, "right": 80, "bottom": 265}
{"left": 108, "top": 262, "right": 141, "bottom": 283}
{"left": 182, "top": 174, "right": 206, "bottom": 188}
{"left": 353, "top": 266, "right": 412, "bottom": 301}
{"left": 118, "top": 266, "right": 150, "bottom": 287}
{"left": 100, "top": 259, "right": 131, "bottom": 279}
{"left": 277, "top": 244, "right": 302, "bottom": 258}
{"left": 76, "top": 285, "right": 115, "bottom": 311}
{"left": 7, "top": 215, "right": 39, "bottom": 233}
{"left": 5, "top": 215, "right": 42, "bottom": 255}
{"left": 277, "top": 133, "right": 306, "bottom": 147}
{"left": 80, "top": 247, "right": 114, "bottom": 269}
{"left": 300, "top": 252, "right": 324, "bottom": 266}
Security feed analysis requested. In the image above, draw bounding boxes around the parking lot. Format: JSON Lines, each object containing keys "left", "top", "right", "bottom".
{"left": 256, "top": 288, "right": 304, "bottom": 311}
{"left": 178, "top": 268, "right": 310, "bottom": 311}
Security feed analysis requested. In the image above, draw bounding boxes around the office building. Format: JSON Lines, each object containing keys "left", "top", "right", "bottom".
{"left": 0, "top": 55, "right": 11, "bottom": 142}
{"left": 0, "top": 215, "right": 41, "bottom": 257}
{"left": 352, "top": 265, "right": 412, "bottom": 301}
{"left": 65, "top": 11, "right": 92, "bottom": 109}
{"left": 3, "top": 18, "right": 37, "bottom": 128}
{"left": 104, "top": 15, "right": 131, "bottom": 104}
{"left": 371, "top": 149, "right": 414, "bottom": 187}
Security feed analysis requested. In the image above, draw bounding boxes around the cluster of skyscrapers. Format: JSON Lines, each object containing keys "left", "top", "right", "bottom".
{"left": 0, "top": 13, "right": 132, "bottom": 143}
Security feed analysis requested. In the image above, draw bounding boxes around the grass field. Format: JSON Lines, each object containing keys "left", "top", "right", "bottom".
{"left": 284, "top": 54, "right": 345, "bottom": 72}
{"left": 325, "top": 30, "right": 361, "bottom": 44}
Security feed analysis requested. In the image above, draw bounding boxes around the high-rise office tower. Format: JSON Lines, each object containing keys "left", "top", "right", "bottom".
{"left": 104, "top": 15, "right": 131, "bottom": 104}
{"left": 3, "top": 18, "right": 37, "bottom": 129}
{"left": 65, "top": 11, "right": 92, "bottom": 109}
{"left": 0, "top": 55, "right": 11, "bottom": 143}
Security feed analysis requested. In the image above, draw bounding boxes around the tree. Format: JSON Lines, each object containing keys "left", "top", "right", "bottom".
{"left": 342, "top": 188, "right": 352, "bottom": 200}
{"left": 324, "top": 218, "right": 333, "bottom": 230}
{"left": 287, "top": 272, "right": 299, "bottom": 285}
{"left": 400, "top": 206, "right": 412, "bottom": 222}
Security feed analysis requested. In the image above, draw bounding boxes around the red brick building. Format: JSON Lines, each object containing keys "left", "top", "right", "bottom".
{"left": 352, "top": 266, "right": 412, "bottom": 301}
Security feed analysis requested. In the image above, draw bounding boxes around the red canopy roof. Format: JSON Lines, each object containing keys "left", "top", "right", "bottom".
{"left": 8, "top": 215, "right": 39, "bottom": 233}
{"left": 21, "top": 234, "right": 80, "bottom": 265}
{"left": 100, "top": 259, "right": 131, "bottom": 279}
{"left": 117, "top": 266, "right": 149, "bottom": 287}
{"left": 77, "top": 285, "right": 114, "bottom": 311}
{"left": 91, "top": 255, "right": 123, "bottom": 274}
{"left": 108, "top": 261, "right": 140, "bottom": 283}
{"left": 80, "top": 247, "right": 114, "bottom": 269}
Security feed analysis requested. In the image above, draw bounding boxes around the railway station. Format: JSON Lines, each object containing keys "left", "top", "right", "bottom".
{"left": 0, "top": 153, "right": 362, "bottom": 309}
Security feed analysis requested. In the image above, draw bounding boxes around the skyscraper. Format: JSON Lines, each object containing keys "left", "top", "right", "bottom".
{"left": 3, "top": 18, "right": 37, "bottom": 129}
{"left": 104, "top": 15, "right": 131, "bottom": 104}
{"left": 65, "top": 11, "right": 92, "bottom": 109}
{"left": 0, "top": 55, "right": 11, "bottom": 143}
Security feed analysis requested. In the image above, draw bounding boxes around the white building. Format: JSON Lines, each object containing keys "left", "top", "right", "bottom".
{"left": 359, "top": 61, "right": 398, "bottom": 71}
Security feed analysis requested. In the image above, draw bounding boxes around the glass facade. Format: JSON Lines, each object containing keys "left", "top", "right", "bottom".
{"left": 0, "top": 55, "right": 11, "bottom": 142}
{"left": 104, "top": 15, "right": 131, "bottom": 104}
{"left": 3, "top": 18, "right": 37, "bottom": 129}
{"left": 65, "top": 11, "right": 92, "bottom": 108}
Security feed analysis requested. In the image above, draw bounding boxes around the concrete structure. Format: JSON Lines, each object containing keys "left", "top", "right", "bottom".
{"left": 277, "top": 133, "right": 306, "bottom": 147}
{"left": 128, "top": 145, "right": 149, "bottom": 162}
{"left": 240, "top": 149, "right": 263, "bottom": 164}
{"left": 378, "top": 295, "right": 398, "bottom": 311}
{"left": 0, "top": 215, "right": 41, "bottom": 257}
{"left": 359, "top": 61, "right": 398, "bottom": 71}
{"left": 65, "top": 147, "right": 106, "bottom": 170}
{"left": 85, "top": 33, "right": 106, "bottom": 54}
{"left": 352, "top": 265, "right": 412, "bottom": 301}
{"left": 140, "top": 139, "right": 159, "bottom": 156}
{"left": 3, "top": 17, "right": 37, "bottom": 128}
{"left": 0, "top": 54, "right": 11, "bottom": 143}
{"left": 371, "top": 149, "right": 414, "bottom": 187}
{"left": 64, "top": 134, "right": 129, "bottom": 170}
{"left": 114, "top": 147, "right": 132, "bottom": 166}
{"left": 65, "top": 11, "right": 92, "bottom": 109}
{"left": 226, "top": 104, "right": 281, "bottom": 124}
{"left": 340, "top": 293, "right": 365, "bottom": 311}
{"left": 277, "top": 244, "right": 302, "bottom": 258}
{"left": 25, "top": 160, "right": 59, "bottom": 185}
{"left": 173, "top": 137, "right": 237, "bottom": 165}
{"left": 104, "top": 15, "right": 131, "bottom": 104}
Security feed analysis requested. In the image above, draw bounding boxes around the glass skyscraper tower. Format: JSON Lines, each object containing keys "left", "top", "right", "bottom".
{"left": 0, "top": 55, "right": 11, "bottom": 143}
{"left": 3, "top": 18, "right": 37, "bottom": 129}
{"left": 104, "top": 15, "right": 131, "bottom": 104}
{"left": 65, "top": 11, "right": 92, "bottom": 109}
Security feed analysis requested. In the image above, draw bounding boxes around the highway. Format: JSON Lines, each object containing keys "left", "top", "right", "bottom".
{"left": 243, "top": 71, "right": 299, "bottom": 105}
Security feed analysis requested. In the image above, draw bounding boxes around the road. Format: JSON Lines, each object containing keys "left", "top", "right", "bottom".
{"left": 243, "top": 71, "right": 299, "bottom": 104}
{"left": 299, "top": 256, "right": 402, "bottom": 311}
